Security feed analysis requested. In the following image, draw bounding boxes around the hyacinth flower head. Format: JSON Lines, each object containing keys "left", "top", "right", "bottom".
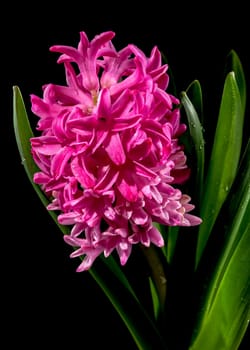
{"left": 13, "top": 30, "right": 249, "bottom": 350}
{"left": 29, "top": 31, "right": 202, "bottom": 272}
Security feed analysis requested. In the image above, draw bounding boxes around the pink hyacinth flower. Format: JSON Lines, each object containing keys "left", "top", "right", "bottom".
{"left": 30, "top": 31, "right": 202, "bottom": 272}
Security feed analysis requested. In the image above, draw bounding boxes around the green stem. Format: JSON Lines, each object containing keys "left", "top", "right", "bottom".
{"left": 141, "top": 244, "right": 167, "bottom": 311}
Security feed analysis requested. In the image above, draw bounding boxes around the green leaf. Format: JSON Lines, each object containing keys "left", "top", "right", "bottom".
{"left": 185, "top": 79, "right": 204, "bottom": 125}
{"left": 13, "top": 86, "right": 37, "bottom": 183}
{"left": 227, "top": 138, "right": 250, "bottom": 221}
{"left": 180, "top": 88, "right": 205, "bottom": 206}
{"left": 13, "top": 85, "right": 168, "bottom": 349}
{"left": 189, "top": 140, "right": 250, "bottom": 350}
{"left": 149, "top": 277, "right": 161, "bottom": 320}
{"left": 195, "top": 71, "right": 244, "bottom": 268}
{"left": 225, "top": 50, "right": 247, "bottom": 113}
{"left": 161, "top": 225, "right": 180, "bottom": 265}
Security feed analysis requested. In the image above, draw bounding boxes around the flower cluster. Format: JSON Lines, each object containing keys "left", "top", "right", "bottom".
{"left": 30, "top": 31, "right": 202, "bottom": 271}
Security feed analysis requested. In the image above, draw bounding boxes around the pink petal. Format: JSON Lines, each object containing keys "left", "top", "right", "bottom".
{"left": 105, "top": 133, "right": 126, "bottom": 165}
{"left": 31, "top": 136, "right": 62, "bottom": 155}
{"left": 117, "top": 175, "right": 138, "bottom": 202}
{"left": 71, "top": 156, "right": 96, "bottom": 188}
{"left": 51, "top": 146, "right": 73, "bottom": 179}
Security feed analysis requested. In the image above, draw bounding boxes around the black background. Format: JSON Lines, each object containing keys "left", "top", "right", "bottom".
{"left": 3, "top": 2, "right": 249, "bottom": 349}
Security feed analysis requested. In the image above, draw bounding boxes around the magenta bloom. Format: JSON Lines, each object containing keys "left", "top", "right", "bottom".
{"left": 30, "top": 31, "right": 202, "bottom": 272}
